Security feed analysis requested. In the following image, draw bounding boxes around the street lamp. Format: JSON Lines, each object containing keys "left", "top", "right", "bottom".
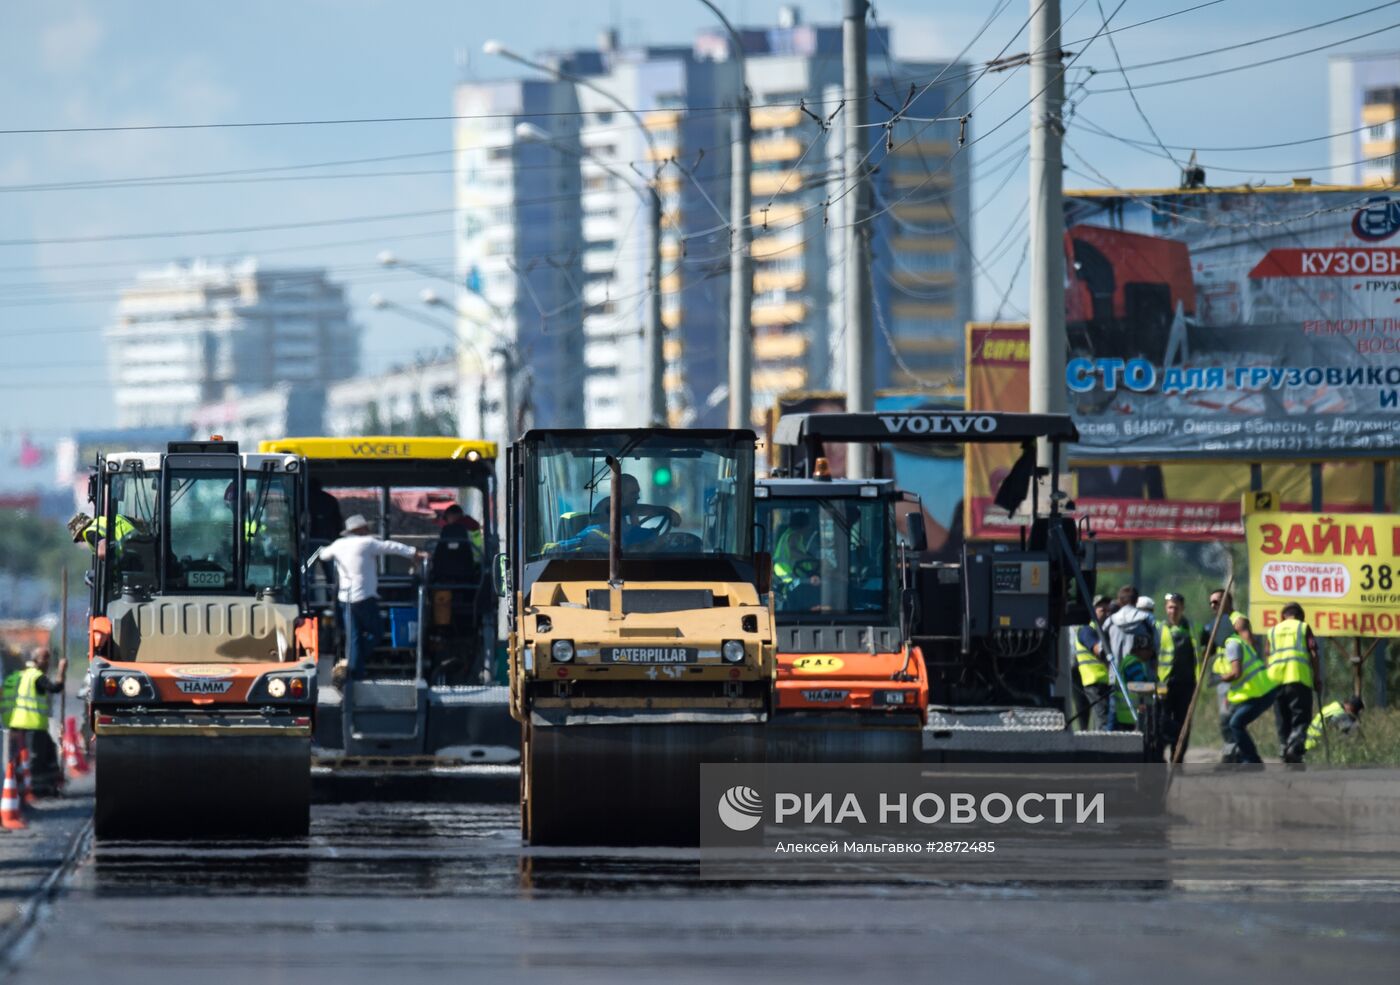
{"left": 485, "top": 40, "right": 667, "bottom": 427}
{"left": 420, "top": 289, "right": 520, "bottom": 444}
{"left": 365, "top": 293, "right": 482, "bottom": 434}
{"left": 696, "top": 0, "right": 754, "bottom": 431}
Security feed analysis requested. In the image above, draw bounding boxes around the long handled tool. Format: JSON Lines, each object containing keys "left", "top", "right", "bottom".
{"left": 1168, "top": 569, "right": 1236, "bottom": 773}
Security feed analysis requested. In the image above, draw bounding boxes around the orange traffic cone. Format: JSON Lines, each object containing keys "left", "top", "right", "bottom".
{"left": 18, "top": 746, "right": 34, "bottom": 806}
{"left": 63, "top": 718, "right": 90, "bottom": 777}
{"left": 1, "top": 762, "right": 26, "bottom": 830}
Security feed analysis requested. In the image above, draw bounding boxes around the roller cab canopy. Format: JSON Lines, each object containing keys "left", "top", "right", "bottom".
{"left": 258, "top": 436, "right": 496, "bottom": 487}
{"left": 773, "top": 411, "right": 1078, "bottom": 447}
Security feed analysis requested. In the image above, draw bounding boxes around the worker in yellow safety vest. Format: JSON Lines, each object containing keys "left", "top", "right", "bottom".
{"left": 772, "top": 508, "right": 822, "bottom": 597}
{"left": 1, "top": 647, "right": 67, "bottom": 795}
{"left": 1306, "top": 695, "right": 1363, "bottom": 753}
{"left": 1158, "top": 592, "right": 1197, "bottom": 754}
{"left": 1216, "top": 617, "right": 1278, "bottom": 764}
{"left": 68, "top": 512, "right": 139, "bottom": 559}
{"left": 1265, "top": 602, "right": 1321, "bottom": 763}
{"left": 1073, "top": 595, "right": 1113, "bottom": 730}
{"left": 1202, "top": 588, "right": 1250, "bottom": 748}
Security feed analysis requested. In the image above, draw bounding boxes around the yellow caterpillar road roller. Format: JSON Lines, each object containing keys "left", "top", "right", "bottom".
{"left": 84, "top": 439, "right": 317, "bottom": 839}
{"left": 501, "top": 428, "right": 774, "bottom": 846}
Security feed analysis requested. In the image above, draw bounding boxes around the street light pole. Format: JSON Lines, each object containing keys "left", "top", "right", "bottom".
{"left": 486, "top": 41, "right": 667, "bottom": 426}
{"left": 1028, "top": 0, "right": 1067, "bottom": 468}
{"left": 842, "top": 0, "right": 874, "bottom": 478}
{"left": 697, "top": 0, "right": 753, "bottom": 431}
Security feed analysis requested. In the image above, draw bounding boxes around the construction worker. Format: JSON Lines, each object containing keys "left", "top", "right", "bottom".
{"left": 772, "top": 508, "right": 822, "bottom": 604}
{"left": 1202, "top": 588, "right": 1249, "bottom": 746}
{"left": 1306, "top": 695, "right": 1363, "bottom": 753}
{"left": 1073, "top": 595, "right": 1113, "bottom": 730}
{"left": 68, "top": 511, "right": 138, "bottom": 560}
{"left": 1105, "top": 594, "right": 1157, "bottom": 730}
{"left": 1265, "top": 602, "right": 1320, "bottom": 764}
{"left": 2, "top": 647, "right": 67, "bottom": 795}
{"left": 1217, "top": 615, "right": 1278, "bottom": 764}
{"left": 315, "top": 515, "right": 427, "bottom": 681}
{"left": 1158, "top": 592, "right": 1197, "bottom": 754}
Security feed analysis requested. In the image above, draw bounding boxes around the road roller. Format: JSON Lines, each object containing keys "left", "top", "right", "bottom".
{"left": 258, "top": 436, "right": 518, "bottom": 786}
{"left": 756, "top": 474, "right": 929, "bottom": 762}
{"left": 501, "top": 428, "right": 774, "bottom": 846}
{"left": 84, "top": 438, "right": 317, "bottom": 839}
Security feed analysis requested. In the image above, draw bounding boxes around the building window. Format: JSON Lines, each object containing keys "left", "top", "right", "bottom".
{"left": 896, "top": 251, "right": 954, "bottom": 273}
{"left": 1370, "top": 122, "right": 1394, "bottom": 140}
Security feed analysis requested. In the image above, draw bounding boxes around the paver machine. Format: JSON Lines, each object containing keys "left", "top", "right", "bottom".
{"left": 501, "top": 428, "right": 775, "bottom": 845}
{"left": 257, "top": 437, "right": 518, "bottom": 775}
{"left": 756, "top": 473, "right": 929, "bottom": 761}
{"left": 773, "top": 411, "right": 1154, "bottom": 761}
{"left": 84, "top": 439, "right": 317, "bottom": 838}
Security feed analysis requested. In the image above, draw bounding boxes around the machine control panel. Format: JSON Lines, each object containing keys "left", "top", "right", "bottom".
{"left": 966, "top": 552, "right": 1055, "bottom": 636}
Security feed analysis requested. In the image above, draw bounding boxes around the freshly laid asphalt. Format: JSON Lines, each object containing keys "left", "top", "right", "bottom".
{"left": 2, "top": 783, "right": 1397, "bottom": 985}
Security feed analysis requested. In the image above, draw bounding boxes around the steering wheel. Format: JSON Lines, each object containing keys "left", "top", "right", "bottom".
{"left": 634, "top": 509, "right": 675, "bottom": 539}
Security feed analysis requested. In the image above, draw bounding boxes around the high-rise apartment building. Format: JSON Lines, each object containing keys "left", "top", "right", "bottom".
{"left": 455, "top": 7, "right": 971, "bottom": 429}
{"left": 106, "top": 259, "right": 358, "bottom": 429}
{"left": 453, "top": 77, "right": 588, "bottom": 441}
{"left": 1329, "top": 52, "right": 1400, "bottom": 186}
{"left": 698, "top": 9, "right": 972, "bottom": 412}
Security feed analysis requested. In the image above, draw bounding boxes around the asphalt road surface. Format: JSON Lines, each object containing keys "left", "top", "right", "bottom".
{"left": 6, "top": 797, "right": 1399, "bottom": 985}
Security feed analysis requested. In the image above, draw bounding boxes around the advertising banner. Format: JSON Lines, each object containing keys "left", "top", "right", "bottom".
{"left": 965, "top": 323, "right": 1383, "bottom": 541}
{"left": 1063, "top": 188, "right": 1400, "bottom": 459}
{"left": 1245, "top": 496, "right": 1400, "bottom": 637}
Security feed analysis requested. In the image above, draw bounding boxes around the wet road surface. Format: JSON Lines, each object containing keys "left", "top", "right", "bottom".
{"left": 9, "top": 800, "right": 1400, "bottom": 985}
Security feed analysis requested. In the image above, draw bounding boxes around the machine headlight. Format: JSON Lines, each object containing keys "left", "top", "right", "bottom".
{"left": 552, "top": 639, "right": 575, "bottom": 663}
{"left": 119, "top": 676, "right": 142, "bottom": 698}
{"left": 267, "top": 678, "right": 288, "bottom": 698}
{"left": 722, "top": 640, "right": 746, "bottom": 664}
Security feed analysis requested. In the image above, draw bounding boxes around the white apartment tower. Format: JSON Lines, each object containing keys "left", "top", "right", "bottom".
{"left": 106, "top": 259, "right": 358, "bottom": 429}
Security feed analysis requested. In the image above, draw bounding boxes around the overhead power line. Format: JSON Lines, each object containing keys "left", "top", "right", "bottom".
{"left": 1088, "top": 20, "right": 1400, "bottom": 93}
{"left": 1091, "top": 1, "right": 1400, "bottom": 75}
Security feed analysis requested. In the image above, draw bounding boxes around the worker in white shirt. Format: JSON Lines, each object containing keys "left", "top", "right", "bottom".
{"left": 316, "top": 514, "right": 426, "bottom": 680}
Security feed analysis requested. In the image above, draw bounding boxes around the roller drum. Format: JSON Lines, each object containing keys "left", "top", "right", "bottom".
{"left": 94, "top": 734, "right": 311, "bottom": 840}
{"left": 523, "top": 722, "right": 765, "bottom": 847}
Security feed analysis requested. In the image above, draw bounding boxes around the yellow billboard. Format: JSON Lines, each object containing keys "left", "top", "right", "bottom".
{"left": 1244, "top": 494, "right": 1400, "bottom": 637}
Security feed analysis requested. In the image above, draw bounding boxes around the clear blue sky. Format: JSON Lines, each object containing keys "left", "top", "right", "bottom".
{"left": 0, "top": 0, "right": 1390, "bottom": 443}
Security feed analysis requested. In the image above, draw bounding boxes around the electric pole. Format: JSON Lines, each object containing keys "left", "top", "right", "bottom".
{"left": 842, "top": 0, "right": 874, "bottom": 478}
{"left": 646, "top": 186, "right": 666, "bottom": 426}
{"left": 1028, "top": 0, "right": 1067, "bottom": 465}
{"left": 728, "top": 68, "right": 753, "bottom": 430}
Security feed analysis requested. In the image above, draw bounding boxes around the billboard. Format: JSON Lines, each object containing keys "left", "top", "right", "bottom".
{"left": 965, "top": 323, "right": 1385, "bottom": 541}
{"left": 1245, "top": 496, "right": 1400, "bottom": 637}
{"left": 1063, "top": 187, "right": 1400, "bottom": 459}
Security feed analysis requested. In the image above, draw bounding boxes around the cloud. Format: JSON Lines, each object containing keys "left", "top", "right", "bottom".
{"left": 40, "top": 7, "right": 104, "bottom": 75}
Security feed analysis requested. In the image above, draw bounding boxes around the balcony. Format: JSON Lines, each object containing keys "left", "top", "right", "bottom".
{"left": 751, "top": 300, "right": 807, "bottom": 327}
{"left": 752, "top": 136, "right": 804, "bottom": 164}
{"left": 754, "top": 332, "right": 807, "bottom": 360}
{"left": 750, "top": 106, "right": 803, "bottom": 130}
{"left": 751, "top": 170, "right": 804, "bottom": 197}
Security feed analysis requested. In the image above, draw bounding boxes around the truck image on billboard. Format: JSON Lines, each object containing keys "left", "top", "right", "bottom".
{"left": 1063, "top": 186, "right": 1400, "bottom": 459}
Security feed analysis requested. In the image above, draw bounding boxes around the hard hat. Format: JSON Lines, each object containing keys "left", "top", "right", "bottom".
{"left": 67, "top": 512, "right": 92, "bottom": 542}
{"left": 1092, "top": 594, "right": 1111, "bottom": 608}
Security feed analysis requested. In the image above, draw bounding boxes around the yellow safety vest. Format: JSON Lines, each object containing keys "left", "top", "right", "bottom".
{"left": 1210, "top": 610, "right": 1248, "bottom": 676}
{"left": 1224, "top": 634, "right": 1275, "bottom": 705}
{"left": 1157, "top": 619, "right": 1195, "bottom": 683}
{"left": 772, "top": 526, "right": 818, "bottom": 583}
{"left": 1305, "top": 700, "right": 1349, "bottom": 751}
{"left": 80, "top": 515, "right": 137, "bottom": 553}
{"left": 4, "top": 667, "right": 49, "bottom": 731}
{"left": 1266, "top": 619, "right": 1314, "bottom": 688}
{"left": 1074, "top": 631, "right": 1109, "bottom": 686}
